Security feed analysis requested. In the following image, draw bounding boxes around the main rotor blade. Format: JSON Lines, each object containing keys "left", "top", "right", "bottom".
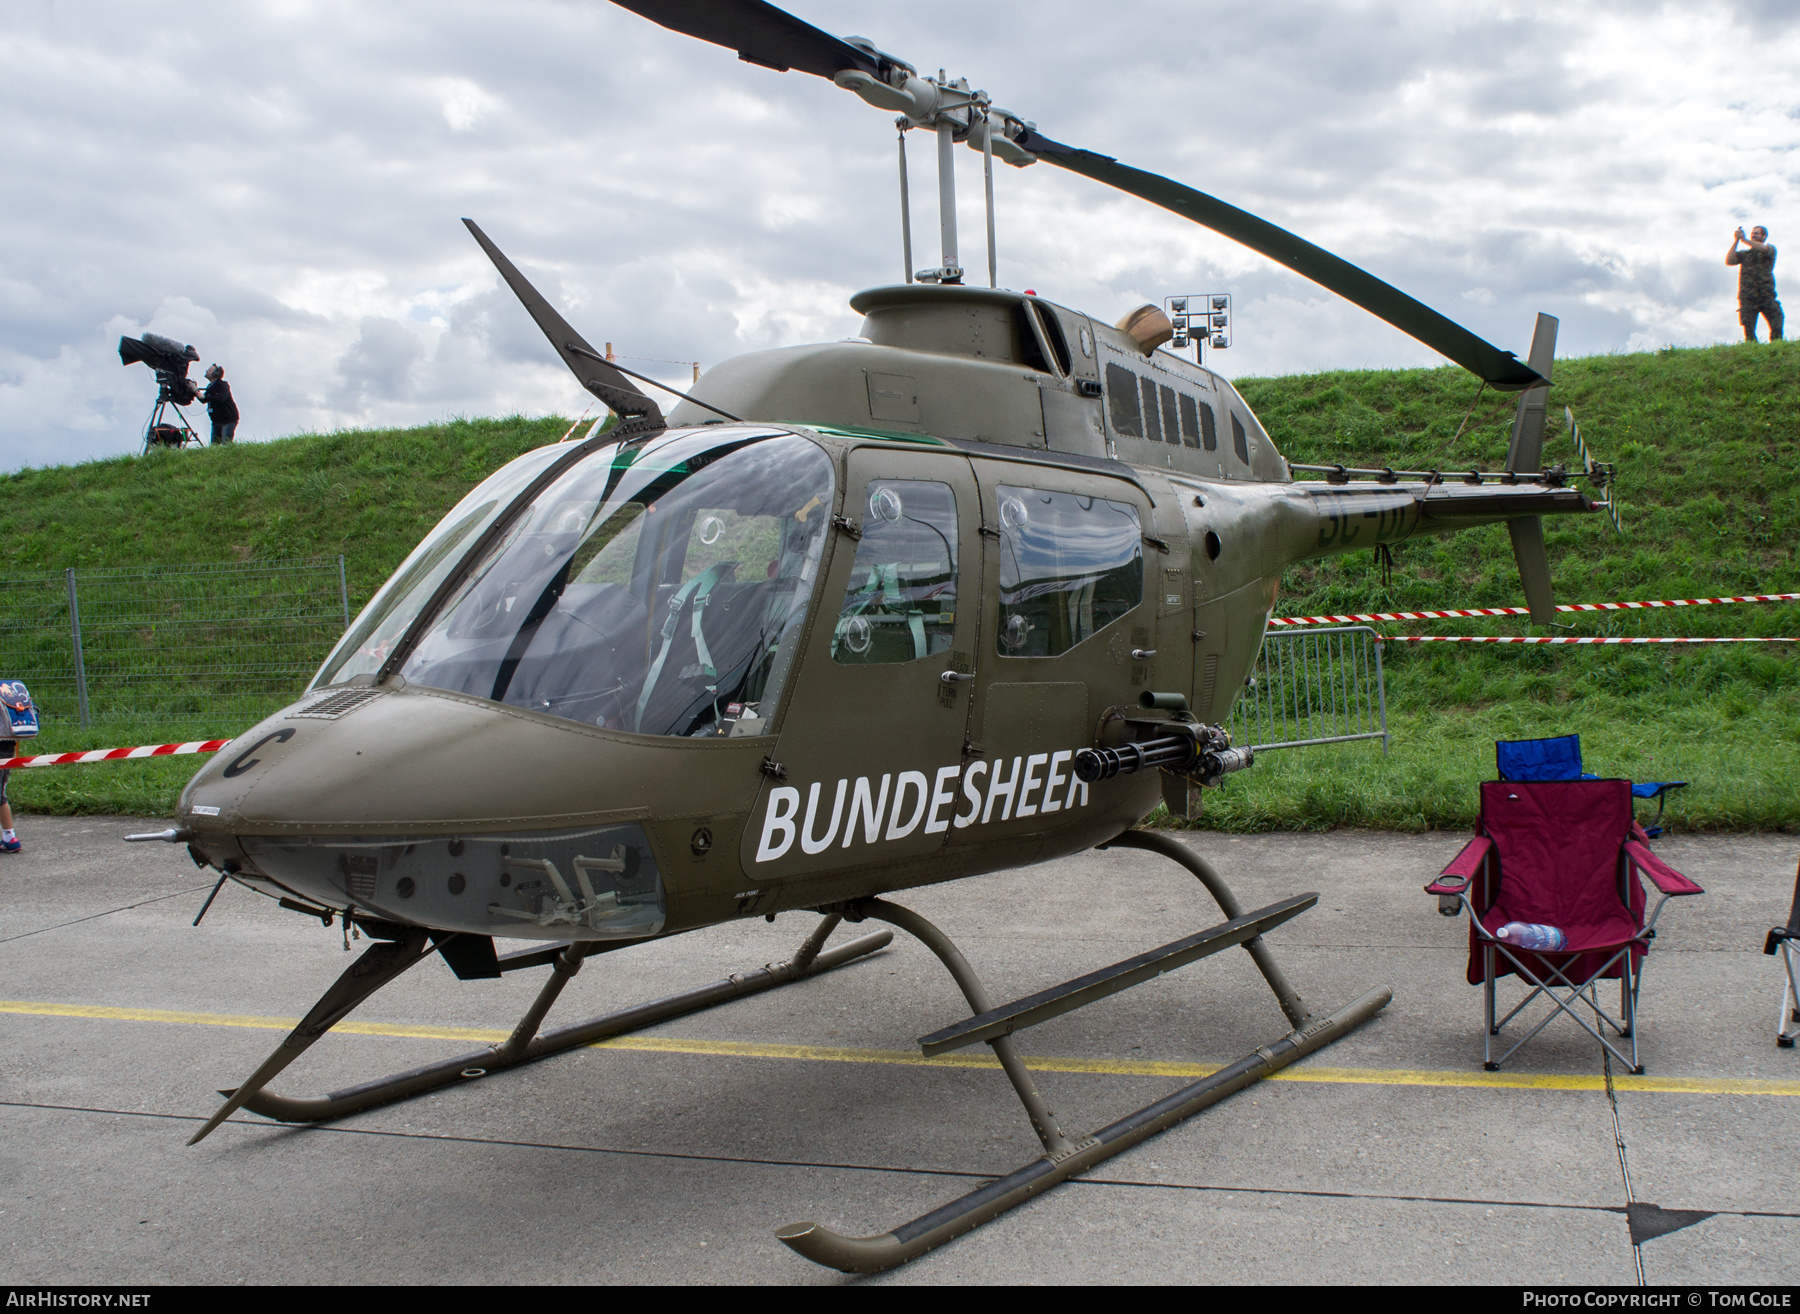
{"left": 1014, "top": 131, "right": 1545, "bottom": 391}
{"left": 609, "top": 0, "right": 879, "bottom": 79}
{"left": 462, "top": 218, "right": 663, "bottom": 425}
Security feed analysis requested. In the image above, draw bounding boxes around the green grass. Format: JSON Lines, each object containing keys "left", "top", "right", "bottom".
{"left": 0, "top": 414, "right": 575, "bottom": 598}
{"left": 0, "top": 414, "right": 576, "bottom": 817}
{"left": 3, "top": 342, "right": 1798, "bottom": 827}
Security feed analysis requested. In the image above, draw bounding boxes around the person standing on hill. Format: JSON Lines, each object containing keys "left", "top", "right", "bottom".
{"left": 1727, "top": 226, "right": 1783, "bottom": 342}
{"left": 199, "top": 364, "right": 239, "bottom": 444}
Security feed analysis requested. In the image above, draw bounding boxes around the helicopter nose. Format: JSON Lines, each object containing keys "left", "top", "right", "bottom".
{"left": 179, "top": 684, "right": 725, "bottom": 833}
{"left": 176, "top": 685, "right": 765, "bottom": 939}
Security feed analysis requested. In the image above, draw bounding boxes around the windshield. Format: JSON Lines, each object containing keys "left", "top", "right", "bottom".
{"left": 313, "top": 441, "right": 574, "bottom": 689}
{"left": 394, "top": 428, "right": 834, "bottom": 737}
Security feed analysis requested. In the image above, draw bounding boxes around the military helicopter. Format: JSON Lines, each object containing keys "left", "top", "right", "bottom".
{"left": 134, "top": 0, "right": 1605, "bottom": 1274}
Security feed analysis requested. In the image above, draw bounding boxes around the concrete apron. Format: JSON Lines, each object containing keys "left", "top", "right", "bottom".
{"left": 1, "top": 817, "right": 1795, "bottom": 1284}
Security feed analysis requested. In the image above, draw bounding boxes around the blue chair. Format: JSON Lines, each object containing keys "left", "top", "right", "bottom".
{"left": 1496, "top": 734, "right": 1688, "bottom": 838}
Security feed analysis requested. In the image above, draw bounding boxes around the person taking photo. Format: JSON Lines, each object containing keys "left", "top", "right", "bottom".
{"left": 1728, "top": 226, "right": 1783, "bottom": 342}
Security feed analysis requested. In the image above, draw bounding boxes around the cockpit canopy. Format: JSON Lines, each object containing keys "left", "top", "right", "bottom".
{"left": 313, "top": 428, "right": 835, "bottom": 738}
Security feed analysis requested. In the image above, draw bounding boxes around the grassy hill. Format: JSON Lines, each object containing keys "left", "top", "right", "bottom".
{"left": 1216, "top": 339, "right": 1800, "bottom": 833}
{"left": 2, "top": 340, "right": 1796, "bottom": 828}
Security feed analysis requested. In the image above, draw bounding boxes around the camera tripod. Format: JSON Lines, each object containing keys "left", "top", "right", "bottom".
{"left": 141, "top": 383, "right": 203, "bottom": 453}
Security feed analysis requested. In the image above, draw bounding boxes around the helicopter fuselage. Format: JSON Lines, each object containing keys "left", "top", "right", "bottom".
{"left": 177, "top": 283, "right": 1588, "bottom": 950}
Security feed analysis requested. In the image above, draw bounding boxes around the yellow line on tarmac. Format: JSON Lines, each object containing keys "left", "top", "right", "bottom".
{"left": 5, "top": 999, "right": 1798, "bottom": 1098}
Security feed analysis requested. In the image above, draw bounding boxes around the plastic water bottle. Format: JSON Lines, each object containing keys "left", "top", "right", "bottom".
{"left": 1496, "top": 922, "right": 1566, "bottom": 951}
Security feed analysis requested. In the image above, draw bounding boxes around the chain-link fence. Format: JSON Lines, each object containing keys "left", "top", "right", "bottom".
{"left": 0, "top": 557, "right": 348, "bottom": 741}
{"left": 1230, "top": 624, "right": 1389, "bottom": 754}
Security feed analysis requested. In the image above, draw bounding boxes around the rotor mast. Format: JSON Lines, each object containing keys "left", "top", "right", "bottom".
{"left": 837, "top": 54, "right": 1035, "bottom": 289}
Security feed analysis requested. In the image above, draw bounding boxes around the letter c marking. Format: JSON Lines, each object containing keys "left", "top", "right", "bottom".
{"left": 222, "top": 728, "right": 296, "bottom": 779}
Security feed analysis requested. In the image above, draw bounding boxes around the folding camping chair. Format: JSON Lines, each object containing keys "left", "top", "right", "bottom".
{"left": 1425, "top": 779, "right": 1704, "bottom": 1072}
{"left": 1764, "top": 855, "right": 1800, "bottom": 1048}
{"left": 1497, "top": 733, "right": 1687, "bottom": 838}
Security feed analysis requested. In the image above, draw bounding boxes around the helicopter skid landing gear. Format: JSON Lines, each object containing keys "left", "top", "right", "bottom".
{"left": 777, "top": 833, "right": 1391, "bottom": 1273}
{"left": 187, "top": 914, "right": 891, "bottom": 1144}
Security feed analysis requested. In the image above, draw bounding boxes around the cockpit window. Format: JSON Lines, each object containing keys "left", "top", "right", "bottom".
{"left": 361, "top": 429, "right": 833, "bottom": 738}
{"left": 312, "top": 442, "right": 572, "bottom": 689}
{"left": 995, "top": 484, "right": 1142, "bottom": 658}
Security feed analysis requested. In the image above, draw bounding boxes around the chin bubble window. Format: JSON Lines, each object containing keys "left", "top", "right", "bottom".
{"left": 240, "top": 823, "right": 664, "bottom": 942}
{"left": 832, "top": 480, "right": 959, "bottom": 664}
{"left": 995, "top": 485, "right": 1142, "bottom": 658}
{"left": 391, "top": 429, "right": 834, "bottom": 738}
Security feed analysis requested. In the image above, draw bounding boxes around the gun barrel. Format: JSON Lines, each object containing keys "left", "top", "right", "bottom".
{"left": 1074, "top": 734, "right": 1197, "bottom": 783}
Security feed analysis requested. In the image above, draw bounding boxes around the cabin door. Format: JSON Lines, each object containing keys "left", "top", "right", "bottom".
{"left": 742, "top": 446, "right": 980, "bottom": 881}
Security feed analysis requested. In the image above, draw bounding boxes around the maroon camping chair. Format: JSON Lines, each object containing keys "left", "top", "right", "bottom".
{"left": 1424, "top": 779, "right": 1703, "bottom": 1073}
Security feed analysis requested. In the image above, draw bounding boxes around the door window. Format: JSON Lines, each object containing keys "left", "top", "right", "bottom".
{"left": 831, "top": 479, "right": 959, "bottom": 664}
{"left": 995, "top": 485, "right": 1142, "bottom": 658}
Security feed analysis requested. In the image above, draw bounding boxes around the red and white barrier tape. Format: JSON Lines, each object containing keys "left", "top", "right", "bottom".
{"left": 0, "top": 739, "right": 230, "bottom": 770}
{"left": 1385, "top": 636, "right": 1797, "bottom": 646}
{"left": 1270, "top": 592, "right": 1800, "bottom": 627}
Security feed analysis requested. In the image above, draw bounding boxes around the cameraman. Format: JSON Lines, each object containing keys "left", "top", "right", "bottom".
{"left": 199, "top": 364, "right": 239, "bottom": 444}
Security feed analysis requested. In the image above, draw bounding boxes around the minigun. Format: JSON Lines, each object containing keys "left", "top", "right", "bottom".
{"left": 1073, "top": 702, "right": 1255, "bottom": 790}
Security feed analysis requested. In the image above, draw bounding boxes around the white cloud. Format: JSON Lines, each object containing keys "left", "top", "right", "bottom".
{"left": 0, "top": 0, "right": 1796, "bottom": 470}
{"left": 436, "top": 77, "right": 497, "bottom": 133}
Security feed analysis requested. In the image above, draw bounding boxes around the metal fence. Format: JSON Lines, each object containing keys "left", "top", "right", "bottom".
{"left": 1230, "top": 625, "right": 1389, "bottom": 754}
{"left": 0, "top": 557, "right": 349, "bottom": 739}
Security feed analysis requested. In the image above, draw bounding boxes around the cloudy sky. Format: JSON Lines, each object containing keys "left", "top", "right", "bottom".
{"left": 2, "top": 0, "right": 1796, "bottom": 470}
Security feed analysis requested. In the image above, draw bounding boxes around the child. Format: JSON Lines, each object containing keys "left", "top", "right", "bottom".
{"left": 0, "top": 680, "right": 37, "bottom": 853}
{"left": 0, "top": 767, "right": 16, "bottom": 852}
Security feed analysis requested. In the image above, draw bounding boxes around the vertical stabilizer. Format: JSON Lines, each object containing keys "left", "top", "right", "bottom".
{"left": 1505, "top": 313, "right": 1558, "bottom": 472}
{"left": 1506, "top": 314, "right": 1559, "bottom": 625}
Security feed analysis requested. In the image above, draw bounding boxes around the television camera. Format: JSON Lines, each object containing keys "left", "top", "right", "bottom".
{"left": 118, "top": 332, "right": 203, "bottom": 451}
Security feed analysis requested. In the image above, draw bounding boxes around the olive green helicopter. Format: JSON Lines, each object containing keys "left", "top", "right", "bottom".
{"left": 131, "top": 0, "right": 1609, "bottom": 1274}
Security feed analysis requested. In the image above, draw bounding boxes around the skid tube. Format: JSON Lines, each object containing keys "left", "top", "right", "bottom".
{"left": 778, "top": 987, "right": 1390, "bottom": 1273}
{"left": 187, "top": 914, "right": 891, "bottom": 1143}
{"left": 775, "top": 829, "right": 1391, "bottom": 1273}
